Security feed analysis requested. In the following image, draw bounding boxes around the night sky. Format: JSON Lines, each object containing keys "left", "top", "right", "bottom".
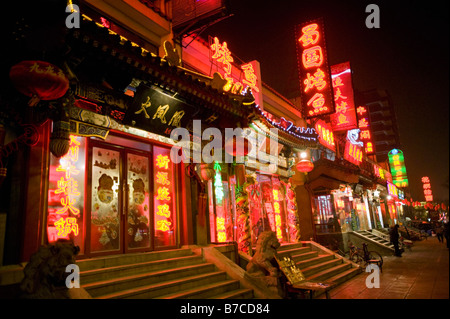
{"left": 206, "top": 0, "right": 449, "bottom": 202}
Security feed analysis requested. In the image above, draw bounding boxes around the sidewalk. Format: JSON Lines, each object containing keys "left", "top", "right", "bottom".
{"left": 322, "top": 236, "right": 449, "bottom": 299}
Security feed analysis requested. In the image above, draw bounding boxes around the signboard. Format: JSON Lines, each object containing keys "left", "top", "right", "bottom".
{"left": 330, "top": 62, "right": 358, "bottom": 132}
{"left": 421, "top": 176, "right": 433, "bottom": 202}
{"left": 387, "top": 181, "right": 398, "bottom": 199}
{"left": 123, "top": 84, "right": 202, "bottom": 137}
{"left": 388, "top": 149, "right": 409, "bottom": 188}
{"left": 295, "top": 18, "right": 335, "bottom": 118}
{"left": 344, "top": 139, "right": 363, "bottom": 166}
{"left": 275, "top": 255, "right": 306, "bottom": 285}
{"left": 356, "top": 105, "right": 376, "bottom": 155}
{"left": 314, "top": 119, "right": 335, "bottom": 151}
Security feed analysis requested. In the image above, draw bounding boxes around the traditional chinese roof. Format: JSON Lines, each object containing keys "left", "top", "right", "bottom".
{"left": 64, "top": 18, "right": 254, "bottom": 125}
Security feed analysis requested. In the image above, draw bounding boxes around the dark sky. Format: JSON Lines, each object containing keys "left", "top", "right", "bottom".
{"left": 205, "top": 0, "right": 449, "bottom": 202}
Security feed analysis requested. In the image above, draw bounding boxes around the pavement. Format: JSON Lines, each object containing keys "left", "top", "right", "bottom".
{"left": 320, "top": 235, "right": 449, "bottom": 299}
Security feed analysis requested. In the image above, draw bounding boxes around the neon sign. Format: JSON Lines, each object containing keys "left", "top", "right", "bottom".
{"left": 330, "top": 62, "right": 358, "bottom": 132}
{"left": 272, "top": 189, "right": 283, "bottom": 241}
{"left": 296, "top": 19, "right": 335, "bottom": 118}
{"left": 154, "top": 147, "right": 174, "bottom": 237}
{"left": 388, "top": 149, "right": 409, "bottom": 188}
{"left": 213, "top": 161, "right": 226, "bottom": 242}
{"left": 356, "top": 105, "right": 375, "bottom": 155}
{"left": 387, "top": 181, "right": 398, "bottom": 199}
{"left": 47, "top": 135, "right": 84, "bottom": 243}
{"left": 314, "top": 119, "right": 335, "bottom": 151}
{"left": 421, "top": 176, "right": 433, "bottom": 202}
{"left": 344, "top": 140, "right": 363, "bottom": 166}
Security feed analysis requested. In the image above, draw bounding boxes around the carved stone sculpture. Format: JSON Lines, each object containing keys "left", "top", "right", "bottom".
{"left": 246, "top": 231, "right": 281, "bottom": 277}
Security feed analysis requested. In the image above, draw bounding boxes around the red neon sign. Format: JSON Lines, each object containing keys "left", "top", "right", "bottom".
{"left": 296, "top": 18, "right": 335, "bottom": 118}
{"left": 330, "top": 62, "right": 358, "bottom": 132}
{"left": 47, "top": 135, "right": 84, "bottom": 245}
{"left": 355, "top": 105, "right": 375, "bottom": 155}
{"left": 344, "top": 140, "right": 363, "bottom": 165}
{"left": 314, "top": 119, "right": 335, "bottom": 151}
{"left": 421, "top": 176, "right": 433, "bottom": 202}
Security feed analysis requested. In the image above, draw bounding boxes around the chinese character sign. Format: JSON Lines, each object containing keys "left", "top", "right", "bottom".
{"left": 388, "top": 149, "right": 409, "bottom": 188}
{"left": 387, "top": 181, "right": 398, "bottom": 199}
{"left": 421, "top": 176, "right": 433, "bottom": 202}
{"left": 330, "top": 62, "right": 358, "bottom": 132}
{"left": 154, "top": 146, "right": 176, "bottom": 247}
{"left": 295, "top": 19, "right": 335, "bottom": 118}
{"left": 314, "top": 119, "right": 335, "bottom": 151}
{"left": 47, "top": 135, "right": 85, "bottom": 250}
{"left": 356, "top": 105, "right": 376, "bottom": 155}
{"left": 344, "top": 140, "right": 363, "bottom": 166}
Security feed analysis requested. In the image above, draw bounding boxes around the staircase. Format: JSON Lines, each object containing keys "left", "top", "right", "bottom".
{"left": 78, "top": 248, "right": 254, "bottom": 299}
{"left": 277, "top": 242, "right": 360, "bottom": 286}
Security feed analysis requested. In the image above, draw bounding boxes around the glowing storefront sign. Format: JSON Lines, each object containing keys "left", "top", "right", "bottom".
{"left": 422, "top": 176, "right": 433, "bottom": 202}
{"left": 273, "top": 190, "right": 283, "bottom": 241}
{"left": 47, "top": 135, "right": 84, "bottom": 245}
{"left": 296, "top": 19, "right": 335, "bottom": 118}
{"left": 314, "top": 119, "right": 335, "bottom": 151}
{"left": 387, "top": 181, "right": 398, "bottom": 199}
{"left": 356, "top": 105, "right": 376, "bottom": 155}
{"left": 344, "top": 138, "right": 363, "bottom": 166}
{"left": 388, "top": 149, "right": 409, "bottom": 188}
{"left": 154, "top": 147, "right": 175, "bottom": 244}
{"left": 330, "top": 62, "right": 358, "bottom": 132}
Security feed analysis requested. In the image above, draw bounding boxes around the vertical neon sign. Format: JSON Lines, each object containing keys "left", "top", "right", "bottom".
{"left": 272, "top": 189, "right": 283, "bottom": 241}
{"left": 421, "top": 176, "right": 433, "bottom": 202}
{"left": 356, "top": 105, "right": 376, "bottom": 155}
{"left": 213, "top": 161, "right": 226, "bottom": 242}
{"left": 296, "top": 19, "right": 335, "bottom": 118}
{"left": 154, "top": 147, "right": 175, "bottom": 247}
{"left": 47, "top": 135, "right": 85, "bottom": 249}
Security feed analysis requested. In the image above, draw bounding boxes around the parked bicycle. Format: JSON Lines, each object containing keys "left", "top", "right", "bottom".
{"left": 349, "top": 242, "right": 383, "bottom": 271}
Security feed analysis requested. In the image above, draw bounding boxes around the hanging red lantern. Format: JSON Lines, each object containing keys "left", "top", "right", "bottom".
{"left": 224, "top": 136, "right": 252, "bottom": 157}
{"left": 296, "top": 159, "right": 314, "bottom": 173}
{"left": 441, "top": 203, "right": 447, "bottom": 211}
{"left": 9, "top": 60, "right": 69, "bottom": 106}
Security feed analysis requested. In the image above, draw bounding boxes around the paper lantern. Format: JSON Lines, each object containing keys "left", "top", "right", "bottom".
{"left": 224, "top": 136, "right": 251, "bottom": 157}
{"left": 199, "top": 163, "right": 214, "bottom": 181}
{"left": 296, "top": 159, "right": 314, "bottom": 173}
{"left": 9, "top": 60, "right": 69, "bottom": 106}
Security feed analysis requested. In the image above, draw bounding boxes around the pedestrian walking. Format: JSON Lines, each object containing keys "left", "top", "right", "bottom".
{"left": 443, "top": 221, "right": 449, "bottom": 249}
{"left": 390, "top": 224, "right": 402, "bottom": 257}
{"left": 436, "top": 225, "right": 444, "bottom": 243}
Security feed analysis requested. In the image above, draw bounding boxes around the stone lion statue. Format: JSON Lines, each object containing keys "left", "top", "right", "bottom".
{"left": 246, "top": 231, "right": 281, "bottom": 277}
{"left": 20, "top": 240, "right": 89, "bottom": 299}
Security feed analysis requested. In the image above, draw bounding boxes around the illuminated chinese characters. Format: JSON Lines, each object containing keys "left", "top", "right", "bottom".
{"left": 344, "top": 140, "right": 363, "bottom": 166}
{"left": 422, "top": 176, "right": 433, "bottom": 202}
{"left": 213, "top": 161, "right": 226, "bottom": 242}
{"left": 47, "top": 135, "right": 84, "bottom": 244}
{"left": 154, "top": 147, "right": 176, "bottom": 246}
{"left": 388, "top": 149, "right": 409, "bottom": 188}
{"left": 330, "top": 62, "right": 358, "bottom": 131}
{"left": 356, "top": 105, "right": 376, "bottom": 155}
{"left": 296, "top": 19, "right": 335, "bottom": 118}
{"left": 272, "top": 189, "right": 283, "bottom": 241}
{"left": 314, "top": 119, "right": 335, "bottom": 151}
{"left": 209, "top": 36, "right": 261, "bottom": 101}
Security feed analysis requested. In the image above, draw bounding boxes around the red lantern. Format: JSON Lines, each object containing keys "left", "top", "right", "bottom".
{"left": 9, "top": 61, "right": 69, "bottom": 106}
{"left": 224, "top": 136, "right": 252, "bottom": 157}
{"left": 441, "top": 203, "right": 447, "bottom": 211}
{"left": 296, "top": 159, "right": 314, "bottom": 173}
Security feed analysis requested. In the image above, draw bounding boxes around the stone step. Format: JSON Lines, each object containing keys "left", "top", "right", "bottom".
{"left": 278, "top": 242, "right": 306, "bottom": 251}
{"left": 301, "top": 258, "right": 343, "bottom": 277}
{"left": 84, "top": 263, "right": 218, "bottom": 297}
{"left": 296, "top": 254, "right": 335, "bottom": 269}
{"left": 326, "top": 267, "right": 361, "bottom": 286}
{"left": 209, "top": 288, "right": 254, "bottom": 299}
{"left": 77, "top": 248, "right": 194, "bottom": 271}
{"left": 306, "top": 262, "right": 352, "bottom": 282}
{"left": 156, "top": 280, "right": 242, "bottom": 299}
{"left": 96, "top": 271, "right": 229, "bottom": 299}
{"left": 80, "top": 255, "right": 204, "bottom": 284}
{"left": 277, "top": 246, "right": 311, "bottom": 257}
{"left": 291, "top": 251, "right": 319, "bottom": 262}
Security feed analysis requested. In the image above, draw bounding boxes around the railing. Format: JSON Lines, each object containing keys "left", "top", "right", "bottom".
{"left": 371, "top": 229, "right": 390, "bottom": 242}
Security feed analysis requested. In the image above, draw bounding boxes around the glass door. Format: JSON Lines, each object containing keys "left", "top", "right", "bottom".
{"left": 87, "top": 142, "right": 152, "bottom": 255}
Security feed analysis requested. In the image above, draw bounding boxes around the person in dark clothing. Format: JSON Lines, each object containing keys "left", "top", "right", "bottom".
{"left": 436, "top": 225, "right": 444, "bottom": 243}
{"left": 390, "top": 224, "right": 402, "bottom": 257}
{"left": 444, "top": 221, "right": 449, "bottom": 249}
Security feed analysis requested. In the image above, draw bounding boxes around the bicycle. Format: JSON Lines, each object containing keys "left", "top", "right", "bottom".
{"left": 349, "top": 242, "right": 383, "bottom": 272}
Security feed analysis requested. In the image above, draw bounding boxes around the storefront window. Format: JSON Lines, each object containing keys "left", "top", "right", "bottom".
{"left": 313, "top": 195, "right": 338, "bottom": 234}
{"left": 47, "top": 135, "right": 85, "bottom": 251}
